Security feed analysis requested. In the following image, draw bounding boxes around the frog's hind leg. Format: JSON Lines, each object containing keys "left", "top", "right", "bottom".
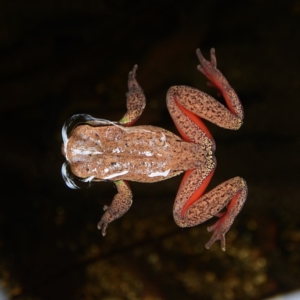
{"left": 167, "top": 87, "right": 248, "bottom": 250}
{"left": 119, "top": 65, "right": 146, "bottom": 126}
{"left": 166, "top": 48, "right": 244, "bottom": 138}
{"left": 167, "top": 48, "right": 247, "bottom": 250}
{"left": 97, "top": 180, "right": 133, "bottom": 236}
{"left": 173, "top": 171, "right": 247, "bottom": 251}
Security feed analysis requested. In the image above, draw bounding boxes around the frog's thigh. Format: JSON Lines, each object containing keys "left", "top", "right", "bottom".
{"left": 166, "top": 90, "right": 213, "bottom": 143}
{"left": 167, "top": 86, "right": 242, "bottom": 130}
{"left": 97, "top": 180, "right": 133, "bottom": 235}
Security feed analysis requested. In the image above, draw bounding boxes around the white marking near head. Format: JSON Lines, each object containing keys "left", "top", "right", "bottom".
{"left": 112, "top": 148, "right": 121, "bottom": 153}
{"left": 71, "top": 147, "right": 103, "bottom": 156}
{"left": 61, "top": 122, "right": 68, "bottom": 144}
{"left": 81, "top": 176, "right": 95, "bottom": 183}
{"left": 143, "top": 151, "right": 153, "bottom": 156}
{"left": 61, "top": 124, "right": 69, "bottom": 160}
{"left": 103, "top": 170, "right": 129, "bottom": 179}
{"left": 148, "top": 169, "right": 170, "bottom": 178}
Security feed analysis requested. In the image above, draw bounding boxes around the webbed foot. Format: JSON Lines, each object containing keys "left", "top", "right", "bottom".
{"left": 205, "top": 216, "right": 230, "bottom": 251}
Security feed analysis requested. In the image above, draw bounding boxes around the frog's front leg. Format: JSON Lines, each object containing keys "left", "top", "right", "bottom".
{"left": 97, "top": 180, "right": 133, "bottom": 236}
{"left": 119, "top": 65, "right": 146, "bottom": 126}
{"left": 173, "top": 171, "right": 247, "bottom": 251}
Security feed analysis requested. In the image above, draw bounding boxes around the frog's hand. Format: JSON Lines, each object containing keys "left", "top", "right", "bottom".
{"left": 173, "top": 171, "right": 247, "bottom": 251}
{"left": 119, "top": 65, "right": 146, "bottom": 126}
{"left": 97, "top": 180, "right": 133, "bottom": 236}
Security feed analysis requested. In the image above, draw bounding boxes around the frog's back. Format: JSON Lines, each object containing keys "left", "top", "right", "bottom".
{"left": 64, "top": 124, "right": 203, "bottom": 183}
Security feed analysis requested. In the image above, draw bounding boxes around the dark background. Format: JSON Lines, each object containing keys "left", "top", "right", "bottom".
{"left": 1, "top": 0, "right": 300, "bottom": 299}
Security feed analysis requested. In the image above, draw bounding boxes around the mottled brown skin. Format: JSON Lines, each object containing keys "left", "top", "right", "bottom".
{"left": 62, "top": 48, "right": 248, "bottom": 251}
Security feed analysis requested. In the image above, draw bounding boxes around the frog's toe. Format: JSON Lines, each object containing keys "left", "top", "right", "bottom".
{"left": 98, "top": 210, "right": 111, "bottom": 235}
{"left": 97, "top": 205, "right": 110, "bottom": 235}
{"left": 205, "top": 229, "right": 226, "bottom": 251}
{"left": 97, "top": 219, "right": 108, "bottom": 236}
{"left": 205, "top": 219, "right": 228, "bottom": 251}
{"left": 129, "top": 64, "right": 138, "bottom": 78}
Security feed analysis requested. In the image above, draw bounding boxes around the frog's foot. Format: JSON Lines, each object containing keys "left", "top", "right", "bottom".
{"left": 196, "top": 48, "right": 225, "bottom": 90}
{"left": 204, "top": 180, "right": 247, "bottom": 250}
{"left": 97, "top": 180, "right": 133, "bottom": 235}
{"left": 205, "top": 216, "right": 231, "bottom": 251}
{"left": 195, "top": 47, "right": 244, "bottom": 121}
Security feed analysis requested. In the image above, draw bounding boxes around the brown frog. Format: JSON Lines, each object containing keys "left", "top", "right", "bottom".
{"left": 61, "top": 48, "right": 247, "bottom": 250}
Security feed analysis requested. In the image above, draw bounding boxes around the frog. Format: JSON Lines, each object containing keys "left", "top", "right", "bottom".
{"left": 61, "top": 48, "right": 247, "bottom": 251}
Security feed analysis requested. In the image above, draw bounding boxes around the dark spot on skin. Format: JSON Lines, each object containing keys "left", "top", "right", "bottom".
{"left": 125, "top": 143, "right": 129, "bottom": 147}
{"left": 111, "top": 162, "right": 117, "bottom": 166}
{"left": 86, "top": 168, "right": 89, "bottom": 171}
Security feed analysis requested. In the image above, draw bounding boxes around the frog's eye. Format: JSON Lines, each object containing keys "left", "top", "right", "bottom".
{"left": 62, "top": 114, "right": 118, "bottom": 142}
{"left": 61, "top": 114, "right": 93, "bottom": 142}
{"left": 61, "top": 162, "right": 79, "bottom": 189}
